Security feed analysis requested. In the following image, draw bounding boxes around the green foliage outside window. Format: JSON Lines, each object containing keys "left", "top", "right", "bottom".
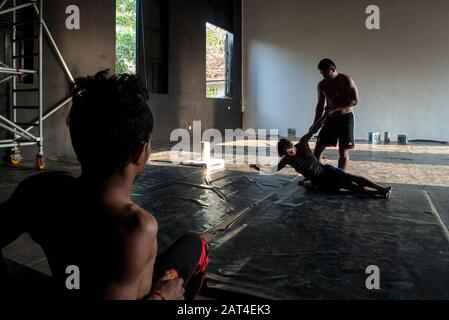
{"left": 206, "top": 22, "right": 227, "bottom": 82}
{"left": 116, "top": 0, "right": 137, "bottom": 74}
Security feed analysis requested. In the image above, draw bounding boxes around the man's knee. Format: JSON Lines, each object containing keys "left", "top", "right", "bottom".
{"left": 177, "top": 233, "right": 205, "bottom": 249}
{"left": 177, "top": 233, "right": 209, "bottom": 272}
{"left": 178, "top": 232, "right": 201, "bottom": 243}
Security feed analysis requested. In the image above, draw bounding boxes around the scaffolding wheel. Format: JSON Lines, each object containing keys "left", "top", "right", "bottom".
{"left": 9, "top": 153, "right": 22, "bottom": 166}
{"left": 35, "top": 154, "right": 45, "bottom": 170}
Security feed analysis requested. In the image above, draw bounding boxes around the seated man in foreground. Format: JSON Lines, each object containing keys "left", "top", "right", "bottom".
{"left": 0, "top": 71, "right": 208, "bottom": 300}
{"left": 251, "top": 116, "right": 392, "bottom": 198}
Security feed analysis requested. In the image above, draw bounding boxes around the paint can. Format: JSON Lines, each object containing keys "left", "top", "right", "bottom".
{"left": 288, "top": 128, "right": 297, "bottom": 140}
{"left": 368, "top": 132, "right": 381, "bottom": 144}
{"left": 384, "top": 132, "right": 391, "bottom": 144}
{"left": 398, "top": 135, "right": 408, "bottom": 145}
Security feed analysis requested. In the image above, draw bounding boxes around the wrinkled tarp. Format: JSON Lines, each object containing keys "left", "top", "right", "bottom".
{"left": 132, "top": 163, "right": 449, "bottom": 299}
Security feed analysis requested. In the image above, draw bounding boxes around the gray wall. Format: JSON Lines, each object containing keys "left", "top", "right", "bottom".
{"left": 1, "top": 0, "right": 243, "bottom": 159}
{"left": 1, "top": 0, "right": 115, "bottom": 159}
{"left": 42, "top": 0, "right": 116, "bottom": 158}
{"left": 243, "top": 0, "right": 449, "bottom": 141}
{"left": 139, "top": 0, "right": 243, "bottom": 145}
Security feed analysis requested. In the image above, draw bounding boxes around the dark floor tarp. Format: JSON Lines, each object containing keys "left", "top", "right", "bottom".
{"left": 132, "top": 164, "right": 449, "bottom": 299}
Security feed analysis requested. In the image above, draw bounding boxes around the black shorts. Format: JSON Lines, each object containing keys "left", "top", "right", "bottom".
{"left": 152, "top": 233, "right": 209, "bottom": 300}
{"left": 317, "top": 112, "right": 355, "bottom": 150}
{"left": 311, "top": 164, "right": 347, "bottom": 192}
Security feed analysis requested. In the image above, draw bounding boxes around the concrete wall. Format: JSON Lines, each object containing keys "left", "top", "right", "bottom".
{"left": 243, "top": 0, "right": 449, "bottom": 141}
{"left": 138, "top": 0, "right": 243, "bottom": 145}
{"left": 1, "top": 0, "right": 242, "bottom": 160}
{"left": 0, "top": 0, "right": 115, "bottom": 159}
{"left": 42, "top": 0, "right": 116, "bottom": 158}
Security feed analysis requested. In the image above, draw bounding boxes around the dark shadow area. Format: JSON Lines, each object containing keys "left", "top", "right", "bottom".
{"left": 2, "top": 161, "right": 448, "bottom": 299}
{"left": 0, "top": 259, "right": 53, "bottom": 299}
{"left": 130, "top": 164, "right": 449, "bottom": 299}
{"left": 205, "top": 181, "right": 449, "bottom": 299}
{"left": 132, "top": 164, "right": 294, "bottom": 252}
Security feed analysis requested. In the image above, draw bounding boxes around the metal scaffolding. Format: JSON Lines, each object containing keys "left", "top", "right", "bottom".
{"left": 0, "top": 0, "right": 74, "bottom": 169}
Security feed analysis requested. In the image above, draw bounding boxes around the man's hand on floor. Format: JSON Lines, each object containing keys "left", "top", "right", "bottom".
{"left": 249, "top": 164, "right": 261, "bottom": 171}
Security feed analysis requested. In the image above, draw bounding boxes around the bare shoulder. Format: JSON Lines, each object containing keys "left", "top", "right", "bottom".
{"left": 318, "top": 79, "right": 326, "bottom": 89}
{"left": 111, "top": 204, "right": 158, "bottom": 275}
{"left": 341, "top": 74, "right": 355, "bottom": 85}
{"left": 118, "top": 204, "right": 158, "bottom": 243}
{"left": 99, "top": 205, "right": 158, "bottom": 298}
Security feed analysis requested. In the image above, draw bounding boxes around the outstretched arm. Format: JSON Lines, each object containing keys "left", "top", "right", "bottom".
{"left": 250, "top": 156, "right": 289, "bottom": 173}
{"left": 298, "top": 114, "right": 328, "bottom": 156}
{"left": 313, "top": 83, "right": 326, "bottom": 124}
{"left": 306, "top": 114, "right": 328, "bottom": 138}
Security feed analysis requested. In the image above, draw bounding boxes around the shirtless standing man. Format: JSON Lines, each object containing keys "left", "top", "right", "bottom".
{"left": 312, "top": 59, "right": 359, "bottom": 170}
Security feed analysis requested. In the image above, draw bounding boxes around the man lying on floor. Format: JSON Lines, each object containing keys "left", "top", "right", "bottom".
{"left": 0, "top": 70, "right": 208, "bottom": 300}
{"left": 251, "top": 116, "right": 392, "bottom": 198}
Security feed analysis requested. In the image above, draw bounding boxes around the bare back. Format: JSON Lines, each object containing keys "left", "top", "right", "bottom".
{"left": 1, "top": 172, "right": 158, "bottom": 299}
